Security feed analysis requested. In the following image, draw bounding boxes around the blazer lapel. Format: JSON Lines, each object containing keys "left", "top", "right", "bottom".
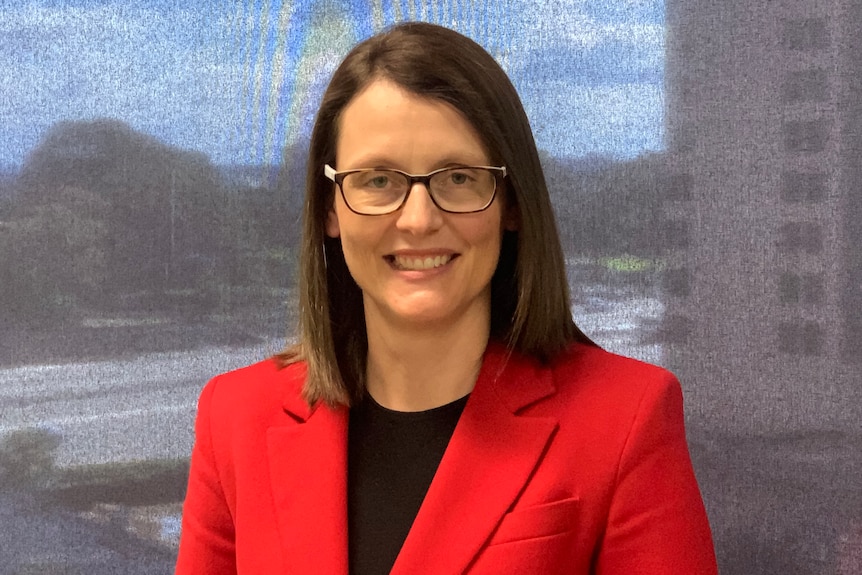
{"left": 267, "top": 371, "right": 349, "bottom": 575}
{"left": 391, "top": 344, "right": 559, "bottom": 575}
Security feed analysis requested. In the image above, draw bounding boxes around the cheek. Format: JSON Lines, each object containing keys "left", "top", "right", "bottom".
{"left": 464, "top": 213, "right": 505, "bottom": 258}
{"left": 336, "top": 214, "right": 385, "bottom": 270}
{"left": 337, "top": 236, "right": 372, "bottom": 289}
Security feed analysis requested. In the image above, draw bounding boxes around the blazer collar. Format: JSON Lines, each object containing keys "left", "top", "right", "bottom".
{"left": 268, "top": 362, "right": 349, "bottom": 574}
{"left": 391, "top": 342, "right": 558, "bottom": 574}
{"left": 267, "top": 343, "right": 559, "bottom": 575}
{"left": 279, "top": 361, "right": 313, "bottom": 421}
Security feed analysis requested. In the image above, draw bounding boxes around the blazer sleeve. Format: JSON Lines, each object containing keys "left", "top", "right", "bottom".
{"left": 175, "top": 377, "right": 238, "bottom": 575}
{"left": 595, "top": 371, "right": 718, "bottom": 575}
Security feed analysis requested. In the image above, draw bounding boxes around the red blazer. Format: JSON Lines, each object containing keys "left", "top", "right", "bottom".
{"left": 176, "top": 342, "right": 718, "bottom": 574}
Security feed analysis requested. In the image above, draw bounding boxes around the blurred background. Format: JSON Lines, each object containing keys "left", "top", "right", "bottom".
{"left": 0, "top": 1, "right": 859, "bottom": 573}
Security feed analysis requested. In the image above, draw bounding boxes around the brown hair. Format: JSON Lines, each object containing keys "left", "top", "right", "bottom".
{"left": 276, "top": 21, "right": 594, "bottom": 407}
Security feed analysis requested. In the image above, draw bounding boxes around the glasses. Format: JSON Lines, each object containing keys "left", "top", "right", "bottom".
{"left": 324, "top": 164, "right": 507, "bottom": 215}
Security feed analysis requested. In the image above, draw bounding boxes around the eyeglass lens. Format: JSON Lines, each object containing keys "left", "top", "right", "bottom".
{"left": 341, "top": 167, "right": 497, "bottom": 214}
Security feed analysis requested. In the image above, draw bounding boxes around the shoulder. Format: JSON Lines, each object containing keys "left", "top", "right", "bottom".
{"left": 549, "top": 342, "right": 680, "bottom": 406}
{"left": 208, "top": 356, "right": 306, "bottom": 390}
{"left": 506, "top": 344, "right": 695, "bottom": 506}
{"left": 513, "top": 342, "right": 685, "bottom": 440}
{"left": 197, "top": 358, "right": 307, "bottom": 427}
{"left": 553, "top": 342, "right": 675, "bottom": 385}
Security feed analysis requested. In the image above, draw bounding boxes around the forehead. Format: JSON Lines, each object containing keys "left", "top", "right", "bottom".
{"left": 335, "top": 78, "right": 490, "bottom": 169}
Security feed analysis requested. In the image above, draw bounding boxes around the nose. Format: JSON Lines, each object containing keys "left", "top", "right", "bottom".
{"left": 395, "top": 182, "right": 444, "bottom": 234}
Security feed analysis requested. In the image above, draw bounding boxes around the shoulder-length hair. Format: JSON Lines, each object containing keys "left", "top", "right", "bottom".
{"left": 276, "top": 21, "right": 594, "bottom": 407}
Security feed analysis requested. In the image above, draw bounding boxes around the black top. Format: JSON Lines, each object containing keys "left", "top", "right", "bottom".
{"left": 347, "top": 392, "right": 469, "bottom": 575}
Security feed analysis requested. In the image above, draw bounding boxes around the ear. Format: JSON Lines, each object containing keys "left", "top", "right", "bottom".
{"left": 326, "top": 204, "right": 341, "bottom": 238}
{"left": 503, "top": 203, "right": 520, "bottom": 232}
{"left": 325, "top": 206, "right": 341, "bottom": 238}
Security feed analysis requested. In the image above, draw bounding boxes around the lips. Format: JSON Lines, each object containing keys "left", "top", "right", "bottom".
{"left": 390, "top": 254, "right": 455, "bottom": 271}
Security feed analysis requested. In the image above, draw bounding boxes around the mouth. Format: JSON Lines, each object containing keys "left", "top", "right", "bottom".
{"left": 387, "top": 254, "right": 457, "bottom": 271}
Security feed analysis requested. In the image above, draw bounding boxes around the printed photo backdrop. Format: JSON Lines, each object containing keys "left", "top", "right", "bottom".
{"left": 1, "top": 1, "right": 859, "bottom": 573}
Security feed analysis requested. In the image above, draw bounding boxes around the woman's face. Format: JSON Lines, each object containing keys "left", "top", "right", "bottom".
{"left": 326, "top": 78, "right": 508, "bottom": 331}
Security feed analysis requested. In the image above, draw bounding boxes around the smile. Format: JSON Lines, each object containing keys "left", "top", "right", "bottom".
{"left": 390, "top": 254, "right": 455, "bottom": 271}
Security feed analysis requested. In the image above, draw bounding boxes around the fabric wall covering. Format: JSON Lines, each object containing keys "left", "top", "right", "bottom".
{"left": 0, "top": 1, "right": 859, "bottom": 573}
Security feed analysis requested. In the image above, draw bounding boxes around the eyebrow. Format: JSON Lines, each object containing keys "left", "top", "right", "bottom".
{"left": 339, "top": 155, "right": 492, "bottom": 170}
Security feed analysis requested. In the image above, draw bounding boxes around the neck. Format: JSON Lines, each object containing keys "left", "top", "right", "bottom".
{"left": 364, "top": 303, "right": 490, "bottom": 412}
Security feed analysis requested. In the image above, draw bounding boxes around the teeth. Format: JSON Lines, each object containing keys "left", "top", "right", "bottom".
{"left": 393, "top": 255, "right": 452, "bottom": 270}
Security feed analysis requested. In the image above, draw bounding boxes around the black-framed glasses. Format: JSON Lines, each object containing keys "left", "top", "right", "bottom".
{"left": 324, "top": 164, "right": 507, "bottom": 215}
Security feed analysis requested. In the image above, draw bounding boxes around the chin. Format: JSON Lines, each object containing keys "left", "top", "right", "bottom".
{"left": 387, "top": 295, "right": 489, "bottom": 329}
{"left": 364, "top": 287, "right": 491, "bottom": 328}
{"left": 388, "top": 303, "right": 453, "bottom": 325}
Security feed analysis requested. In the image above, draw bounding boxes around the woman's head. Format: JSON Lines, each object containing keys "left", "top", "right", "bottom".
{"left": 325, "top": 77, "right": 510, "bottom": 339}
{"left": 284, "top": 21, "right": 591, "bottom": 406}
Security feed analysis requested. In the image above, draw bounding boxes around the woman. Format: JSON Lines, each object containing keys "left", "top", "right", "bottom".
{"left": 176, "top": 22, "right": 718, "bottom": 575}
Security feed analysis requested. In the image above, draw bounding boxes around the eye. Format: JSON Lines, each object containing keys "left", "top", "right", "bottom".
{"left": 448, "top": 170, "right": 475, "bottom": 184}
{"left": 352, "top": 171, "right": 394, "bottom": 189}
{"left": 368, "top": 175, "right": 390, "bottom": 188}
